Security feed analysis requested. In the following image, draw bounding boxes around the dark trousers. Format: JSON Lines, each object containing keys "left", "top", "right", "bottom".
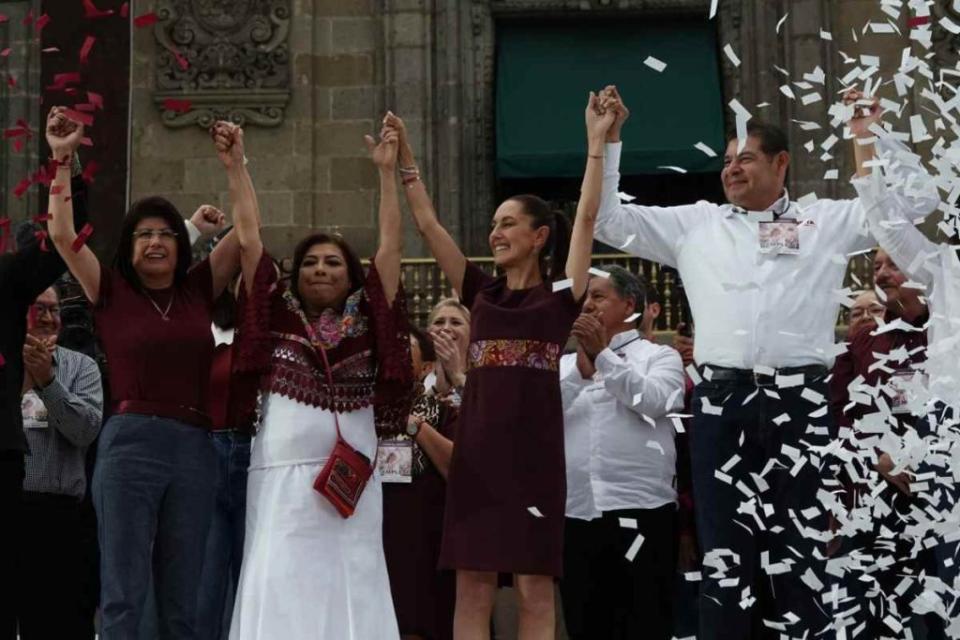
{"left": 0, "top": 452, "right": 24, "bottom": 640}
{"left": 690, "top": 377, "right": 833, "bottom": 640}
{"left": 92, "top": 414, "right": 216, "bottom": 640}
{"left": 15, "top": 492, "right": 96, "bottom": 639}
{"left": 196, "top": 431, "right": 250, "bottom": 640}
{"left": 560, "top": 504, "right": 678, "bottom": 640}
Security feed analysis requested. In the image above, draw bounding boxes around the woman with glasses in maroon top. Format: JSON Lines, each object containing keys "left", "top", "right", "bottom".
{"left": 44, "top": 106, "right": 258, "bottom": 639}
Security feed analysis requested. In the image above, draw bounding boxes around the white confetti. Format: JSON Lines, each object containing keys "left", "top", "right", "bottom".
{"left": 775, "top": 13, "right": 788, "bottom": 34}
{"left": 625, "top": 533, "right": 645, "bottom": 561}
{"left": 616, "top": 191, "right": 636, "bottom": 202}
{"left": 723, "top": 44, "right": 741, "bottom": 67}
{"left": 588, "top": 267, "right": 610, "bottom": 278}
{"left": 527, "top": 506, "right": 544, "bottom": 518}
{"left": 619, "top": 517, "right": 637, "bottom": 529}
{"left": 552, "top": 278, "right": 573, "bottom": 293}
{"left": 644, "top": 56, "right": 666, "bottom": 73}
{"left": 694, "top": 141, "right": 717, "bottom": 157}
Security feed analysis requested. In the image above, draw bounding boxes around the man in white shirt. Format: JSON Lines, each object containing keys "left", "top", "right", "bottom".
{"left": 559, "top": 266, "right": 685, "bottom": 640}
{"left": 592, "top": 87, "right": 939, "bottom": 639}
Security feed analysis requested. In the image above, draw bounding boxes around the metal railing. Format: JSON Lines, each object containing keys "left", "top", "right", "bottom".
{"left": 392, "top": 252, "right": 877, "bottom": 329}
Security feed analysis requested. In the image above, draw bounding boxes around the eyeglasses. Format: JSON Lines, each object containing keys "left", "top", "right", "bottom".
{"left": 32, "top": 303, "right": 60, "bottom": 317}
{"left": 132, "top": 229, "right": 178, "bottom": 242}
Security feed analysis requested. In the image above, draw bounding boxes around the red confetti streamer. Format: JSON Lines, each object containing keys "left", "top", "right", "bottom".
{"left": 0, "top": 353, "right": 6, "bottom": 368}
{"left": 63, "top": 108, "right": 93, "bottom": 127}
{"left": 173, "top": 50, "right": 189, "bottom": 70}
{"left": 33, "top": 229, "right": 48, "bottom": 252}
{"left": 13, "top": 139, "right": 23, "bottom": 153}
{"left": 0, "top": 48, "right": 10, "bottom": 57}
{"left": 82, "top": 160, "right": 100, "bottom": 184}
{"left": 72, "top": 223, "right": 93, "bottom": 252}
{"left": 908, "top": 16, "right": 930, "bottom": 28}
{"left": 34, "top": 13, "right": 50, "bottom": 33}
{"left": 0, "top": 217, "right": 10, "bottom": 254}
{"left": 79, "top": 35, "right": 96, "bottom": 64}
{"left": 21, "top": 8, "right": 32, "bottom": 26}
{"left": 120, "top": 2, "right": 129, "bottom": 18}
{"left": 50, "top": 185, "right": 63, "bottom": 196}
{"left": 0, "top": 14, "right": 7, "bottom": 24}
{"left": 13, "top": 178, "right": 29, "bottom": 198}
{"left": 87, "top": 91, "right": 103, "bottom": 109}
{"left": 32, "top": 213, "right": 50, "bottom": 224}
{"left": 7, "top": 75, "right": 16, "bottom": 88}
{"left": 163, "top": 98, "right": 192, "bottom": 114}
{"left": 47, "top": 72, "right": 81, "bottom": 91}
{"left": 82, "top": 0, "right": 114, "bottom": 19}
{"left": 80, "top": 136, "right": 93, "bottom": 147}
{"left": 74, "top": 103, "right": 96, "bottom": 112}
{"left": 4, "top": 128, "right": 27, "bottom": 139}
{"left": 133, "top": 12, "right": 158, "bottom": 28}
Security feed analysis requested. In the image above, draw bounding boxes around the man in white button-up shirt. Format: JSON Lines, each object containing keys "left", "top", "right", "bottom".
{"left": 558, "top": 266, "right": 685, "bottom": 640}
{"left": 591, "top": 87, "right": 939, "bottom": 639}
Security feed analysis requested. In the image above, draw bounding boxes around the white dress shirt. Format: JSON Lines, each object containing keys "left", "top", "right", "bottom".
{"left": 560, "top": 330, "right": 685, "bottom": 520}
{"left": 595, "top": 139, "right": 939, "bottom": 370}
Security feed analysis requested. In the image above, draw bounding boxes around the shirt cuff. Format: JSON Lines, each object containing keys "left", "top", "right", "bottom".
{"left": 594, "top": 347, "right": 622, "bottom": 374}
{"left": 36, "top": 376, "right": 68, "bottom": 406}
{"left": 604, "top": 142, "right": 622, "bottom": 171}
{"left": 185, "top": 219, "right": 202, "bottom": 246}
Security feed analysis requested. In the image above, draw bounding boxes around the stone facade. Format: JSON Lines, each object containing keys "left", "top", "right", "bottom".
{"left": 124, "top": 0, "right": 938, "bottom": 264}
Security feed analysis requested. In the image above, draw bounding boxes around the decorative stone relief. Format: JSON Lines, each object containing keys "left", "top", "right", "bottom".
{"left": 152, "top": 0, "right": 291, "bottom": 128}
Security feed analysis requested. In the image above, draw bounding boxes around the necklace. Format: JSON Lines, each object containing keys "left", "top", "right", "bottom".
{"left": 144, "top": 290, "right": 175, "bottom": 322}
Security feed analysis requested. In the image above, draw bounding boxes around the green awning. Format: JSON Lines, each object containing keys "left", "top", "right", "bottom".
{"left": 496, "top": 21, "right": 725, "bottom": 178}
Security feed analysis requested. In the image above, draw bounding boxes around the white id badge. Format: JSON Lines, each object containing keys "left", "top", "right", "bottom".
{"left": 21, "top": 391, "right": 48, "bottom": 429}
{"left": 758, "top": 220, "right": 800, "bottom": 255}
{"left": 888, "top": 371, "right": 914, "bottom": 414}
{"left": 377, "top": 438, "right": 413, "bottom": 483}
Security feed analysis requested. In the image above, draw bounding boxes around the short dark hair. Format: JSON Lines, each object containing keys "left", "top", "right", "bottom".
{"left": 409, "top": 323, "right": 436, "bottom": 362}
{"left": 290, "top": 233, "right": 366, "bottom": 307}
{"left": 597, "top": 264, "right": 647, "bottom": 314}
{"left": 113, "top": 197, "right": 192, "bottom": 289}
{"left": 727, "top": 121, "right": 789, "bottom": 157}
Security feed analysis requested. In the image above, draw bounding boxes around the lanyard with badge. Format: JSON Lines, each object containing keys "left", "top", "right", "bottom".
{"left": 377, "top": 390, "right": 441, "bottom": 483}
{"left": 737, "top": 196, "right": 802, "bottom": 256}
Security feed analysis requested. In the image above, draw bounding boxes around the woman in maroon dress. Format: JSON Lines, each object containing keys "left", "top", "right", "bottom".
{"left": 386, "top": 94, "right": 619, "bottom": 638}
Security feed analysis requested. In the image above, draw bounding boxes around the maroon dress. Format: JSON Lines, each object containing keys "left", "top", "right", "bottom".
{"left": 439, "top": 262, "right": 581, "bottom": 577}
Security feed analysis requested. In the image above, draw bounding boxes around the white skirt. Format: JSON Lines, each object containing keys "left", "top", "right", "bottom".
{"left": 229, "top": 393, "right": 399, "bottom": 640}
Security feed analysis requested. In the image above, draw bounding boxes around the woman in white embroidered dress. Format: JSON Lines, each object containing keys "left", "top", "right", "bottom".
{"left": 228, "top": 121, "right": 411, "bottom": 639}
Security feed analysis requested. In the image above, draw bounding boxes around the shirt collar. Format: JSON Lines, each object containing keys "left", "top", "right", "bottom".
{"left": 609, "top": 328, "right": 640, "bottom": 351}
{"left": 724, "top": 190, "right": 793, "bottom": 220}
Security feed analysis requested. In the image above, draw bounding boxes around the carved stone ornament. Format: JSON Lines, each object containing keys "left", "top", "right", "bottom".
{"left": 153, "top": 0, "right": 291, "bottom": 128}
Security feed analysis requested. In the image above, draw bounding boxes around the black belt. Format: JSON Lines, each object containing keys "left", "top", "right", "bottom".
{"left": 699, "top": 364, "right": 828, "bottom": 386}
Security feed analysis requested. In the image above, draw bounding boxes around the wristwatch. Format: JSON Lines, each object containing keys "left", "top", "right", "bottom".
{"left": 406, "top": 416, "right": 422, "bottom": 438}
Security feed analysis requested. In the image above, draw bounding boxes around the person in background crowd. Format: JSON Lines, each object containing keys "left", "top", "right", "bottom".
{"left": 45, "top": 108, "right": 250, "bottom": 639}
{"left": 0, "top": 148, "right": 88, "bottom": 640}
{"left": 383, "top": 301, "right": 469, "bottom": 640}
{"left": 591, "top": 85, "right": 939, "bottom": 639}
{"left": 228, "top": 118, "right": 411, "bottom": 639}
{"left": 391, "top": 93, "right": 615, "bottom": 639}
{"left": 196, "top": 254, "right": 257, "bottom": 640}
{"left": 637, "top": 279, "right": 661, "bottom": 342}
{"left": 846, "top": 290, "right": 885, "bottom": 340}
{"left": 559, "top": 265, "right": 685, "bottom": 639}
{"left": 14, "top": 284, "right": 102, "bottom": 639}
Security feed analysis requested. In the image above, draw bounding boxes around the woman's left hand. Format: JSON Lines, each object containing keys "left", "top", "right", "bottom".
{"left": 585, "top": 91, "right": 618, "bottom": 142}
{"left": 365, "top": 125, "right": 399, "bottom": 171}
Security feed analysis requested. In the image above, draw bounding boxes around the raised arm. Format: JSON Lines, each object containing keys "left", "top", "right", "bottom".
{"left": 45, "top": 107, "right": 101, "bottom": 304}
{"left": 210, "top": 123, "right": 263, "bottom": 296}
{"left": 386, "top": 112, "right": 468, "bottom": 295}
{"left": 567, "top": 92, "right": 616, "bottom": 300}
{"left": 366, "top": 123, "right": 402, "bottom": 306}
{"left": 591, "top": 86, "right": 706, "bottom": 268}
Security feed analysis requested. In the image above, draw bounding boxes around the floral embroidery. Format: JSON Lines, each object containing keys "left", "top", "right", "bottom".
{"left": 266, "top": 341, "right": 377, "bottom": 412}
{"left": 468, "top": 339, "right": 561, "bottom": 372}
{"left": 281, "top": 288, "right": 368, "bottom": 349}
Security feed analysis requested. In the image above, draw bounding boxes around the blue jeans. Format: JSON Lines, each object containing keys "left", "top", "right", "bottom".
{"left": 93, "top": 414, "right": 216, "bottom": 640}
{"left": 196, "top": 431, "right": 250, "bottom": 640}
{"left": 690, "top": 377, "right": 833, "bottom": 640}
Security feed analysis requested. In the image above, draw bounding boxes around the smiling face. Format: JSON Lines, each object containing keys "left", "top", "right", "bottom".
{"left": 582, "top": 276, "right": 636, "bottom": 334}
{"left": 131, "top": 217, "right": 179, "bottom": 283}
{"left": 848, "top": 290, "right": 885, "bottom": 338}
{"left": 488, "top": 199, "right": 549, "bottom": 270}
{"left": 721, "top": 135, "right": 789, "bottom": 211}
{"left": 297, "top": 242, "right": 352, "bottom": 314}
{"left": 27, "top": 287, "right": 61, "bottom": 342}
{"left": 429, "top": 304, "right": 470, "bottom": 362}
{"left": 873, "top": 248, "right": 921, "bottom": 314}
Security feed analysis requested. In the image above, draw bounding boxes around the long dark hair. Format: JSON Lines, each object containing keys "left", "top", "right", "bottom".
{"left": 506, "top": 194, "right": 571, "bottom": 282}
{"left": 290, "top": 233, "right": 366, "bottom": 309}
{"left": 113, "top": 197, "right": 192, "bottom": 289}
